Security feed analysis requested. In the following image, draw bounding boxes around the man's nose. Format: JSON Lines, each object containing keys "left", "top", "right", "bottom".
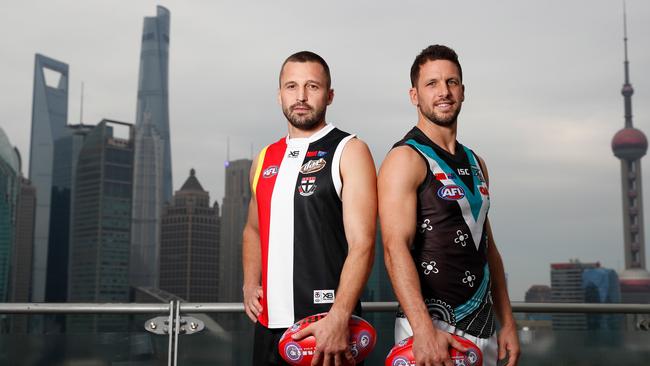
{"left": 297, "top": 86, "right": 307, "bottom": 102}
{"left": 437, "top": 83, "right": 450, "bottom": 97}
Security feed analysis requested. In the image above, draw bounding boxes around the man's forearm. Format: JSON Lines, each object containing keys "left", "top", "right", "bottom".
{"left": 384, "top": 241, "right": 435, "bottom": 334}
{"left": 330, "top": 242, "right": 374, "bottom": 317}
{"left": 242, "top": 225, "right": 261, "bottom": 288}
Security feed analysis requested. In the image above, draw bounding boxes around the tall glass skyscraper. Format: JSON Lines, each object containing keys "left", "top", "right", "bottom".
{"left": 45, "top": 124, "right": 92, "bottom": 304}
{"left": 131, "top": 5, "right": 171, "bottom": 289}
{"left": 219, "top": 159, "right": 251, "bottom": 302}
{"left": 0, "top": 128, "right": 21, "bottom": 302}
{"left": 28, "top": 54, "right": 69, "bottom": 302}
{"left": 68, "top": 120, "right": 134, "bottom": 332}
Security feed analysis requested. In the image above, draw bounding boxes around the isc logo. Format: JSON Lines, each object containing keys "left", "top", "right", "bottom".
{"left": 437, "top": 185, "right": 465, "bottom": 200}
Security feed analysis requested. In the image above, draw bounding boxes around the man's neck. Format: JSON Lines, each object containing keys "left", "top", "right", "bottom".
{"left": 416, "top": 118, "right": 458, "bottom": 155}
{"left": 287, "top": 121, "right": 327, "bottom": 139}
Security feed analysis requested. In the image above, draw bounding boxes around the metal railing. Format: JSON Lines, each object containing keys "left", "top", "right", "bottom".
{"left": 3, "top": 301, "right": 650, "bottom": 314}
{"left": 1, "top": 301, "right": 649, "bottom": 366}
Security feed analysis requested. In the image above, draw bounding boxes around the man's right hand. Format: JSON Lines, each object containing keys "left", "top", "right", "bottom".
{"left": 412, "top": 328, "right": 468, "bottom": 366}
{"left": 243, "top": 285, "right": 263, "bottom": 322}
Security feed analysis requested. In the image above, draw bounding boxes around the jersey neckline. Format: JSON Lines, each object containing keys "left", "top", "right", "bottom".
{"left": 410, "top": 126, "right": 467, "bottom": 164}
{"left": 286, "top": 123, "right": 335, "bottom": 145}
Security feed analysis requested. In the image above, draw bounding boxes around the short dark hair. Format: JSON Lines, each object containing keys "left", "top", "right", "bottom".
{"left": 280, "top": 51, "right": 331, "bottom": 88}
{"left": 410, "top": 45, "right": 462, "bottom": 87}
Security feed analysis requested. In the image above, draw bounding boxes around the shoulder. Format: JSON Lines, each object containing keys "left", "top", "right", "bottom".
{"left": 339, "top": 137, "right": 376, "bottom": 173}
{"left": 378, "top": 145, "right": 427, "bottom": 189}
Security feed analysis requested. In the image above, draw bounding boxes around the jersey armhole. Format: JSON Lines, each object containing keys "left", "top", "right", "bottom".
{"left": 471, "top": 150, "right": 488, "bottom": 187}
{"left": 332, "top": 134, "right": 356, "bottom": 200}
{"left": 252, "top": 145, "right": 269, "bottom": 196}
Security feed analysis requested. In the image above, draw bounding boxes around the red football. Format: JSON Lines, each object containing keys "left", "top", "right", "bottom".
{"left": 385, "top": 335, "right": 482, "bottom": 366}
{"left": 278, "top": 313, "right": 377, "bottom": 365}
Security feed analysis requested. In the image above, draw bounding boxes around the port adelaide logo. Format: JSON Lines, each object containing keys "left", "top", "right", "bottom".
{"left": 437, "top": 185, "right": 465, "bottom": 200}
{"left": 300, "top": 158, "right": 326, "bottom": 174}
{"left": 298, "top": 177, "right": 317, "bottom": 196}
{"left": 262, "top": 165, "right": 279, "bottom": 178}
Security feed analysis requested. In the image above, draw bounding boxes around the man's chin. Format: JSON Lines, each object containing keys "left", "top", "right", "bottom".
{"left": 288, "top": 118, "right": 321, "bottom": 131}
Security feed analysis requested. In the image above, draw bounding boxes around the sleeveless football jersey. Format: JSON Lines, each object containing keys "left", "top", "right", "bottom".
{"left": 253, "top": 124, "right": 361, "bottom": 328}
{"left": 394, "top": 127, "right": 495, "bottom": 338}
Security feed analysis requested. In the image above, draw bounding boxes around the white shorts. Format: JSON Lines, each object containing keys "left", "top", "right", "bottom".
{"left": 395, "top": 317, "right": 498, "bottom": 366}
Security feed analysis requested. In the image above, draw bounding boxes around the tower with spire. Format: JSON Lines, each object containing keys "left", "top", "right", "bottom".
{"left": 610, "top": 5, "right": 650, "bottom": 319}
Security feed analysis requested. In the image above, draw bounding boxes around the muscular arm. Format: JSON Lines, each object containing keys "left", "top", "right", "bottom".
{"left": 331, "top": 138, "right": 377, "bottom": 319}
{"left": 242, "top": 153, "right": 263, "bottom": 322}
{"left": 479, "top": 157, "right": 520, "bottom": 366}
{"left": 379, "top": 146, "right": 464, "bottom": 366}
{"left": 293, "top": 138, "right": 377, "bottom": 366}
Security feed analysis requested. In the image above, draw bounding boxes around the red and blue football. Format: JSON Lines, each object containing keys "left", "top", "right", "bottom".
{"left": 278, "top": 313, "right": 377, "bottom": 366}
{"left": 385, "top": 335, "right": 482, "bottom": 366}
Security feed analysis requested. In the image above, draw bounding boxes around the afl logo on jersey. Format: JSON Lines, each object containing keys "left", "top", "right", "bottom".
{"left": 262, "top": 165, "right": 278, "bottom": 178}
{"left": 437, "top": 185, "right": 465, "bottom": 200}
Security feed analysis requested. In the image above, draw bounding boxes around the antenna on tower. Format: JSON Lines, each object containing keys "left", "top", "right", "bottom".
{"left": 80, "top": 81, "right": 85, "bottom": 125}
{"left": 623, "top": 0, "right": 630, "bottom": 84}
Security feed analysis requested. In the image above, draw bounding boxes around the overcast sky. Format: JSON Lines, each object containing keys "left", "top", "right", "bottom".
{"left": 1, "top": 0, "right": 650, "bottom": 301}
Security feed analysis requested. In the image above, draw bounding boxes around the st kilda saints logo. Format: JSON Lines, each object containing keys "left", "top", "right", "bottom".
{"left": 298, "top": 176, "right": 317, "bottom": 196}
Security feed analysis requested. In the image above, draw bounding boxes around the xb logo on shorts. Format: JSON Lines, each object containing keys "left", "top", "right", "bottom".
{"left": 437, "top": 185, "right": 465, "bottom": 200}
{"left": 299, "top": 176, "right": 317, "bottom": 196}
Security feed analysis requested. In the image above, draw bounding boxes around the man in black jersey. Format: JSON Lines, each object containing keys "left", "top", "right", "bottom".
{"left": 242, "top": 51, "right": 377, "bottom": 366}
{"left": 378, "top": 45, "right": 520, "bottom": 366}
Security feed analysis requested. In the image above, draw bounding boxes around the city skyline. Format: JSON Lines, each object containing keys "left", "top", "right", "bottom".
{"left": 1, "top": 1, "right": 650, "bottom": 301}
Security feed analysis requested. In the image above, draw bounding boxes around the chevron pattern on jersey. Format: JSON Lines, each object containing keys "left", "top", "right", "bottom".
{"left": 405, "top": 139, "right": 489, "bottom": 251}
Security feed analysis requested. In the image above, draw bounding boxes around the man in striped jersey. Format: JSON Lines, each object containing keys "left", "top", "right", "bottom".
{"left": 379, "top": 45, "right": 520, "bottom": 366}
{"left": 242, "top": 51, "right": 377, "bottom": 366}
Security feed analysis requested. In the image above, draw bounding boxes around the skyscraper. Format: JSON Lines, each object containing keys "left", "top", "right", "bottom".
{"left": 131, "top": 5, "right": 171, "bottom": 289}
{"left": 45, "top": 124, "right": 92, "bottom": 303}
{"left": 10, "top": 176, "right": 36, "bottom": 334}
{"left": 11, "top": 177, "right": 36, "bottom": 304}
{"left": 610, "top": 9, "right": 650, "bottom": 328}
{"left": 130, "top": 114, "right": 163, "bottom": 289}
{"left": 68, "top": 120, "right": 134, "bottom": 332}
{"left": 219, "top": 159, "right": 252, "bottom": 302}
{"left": 160, "top": 169, "right": 220, "bottom": 301}
{"left": 550, "top": 260, "right": 600, "bottom": 330}
{"left": 0, "top": 128, "right": 21, "bottom": 302}
{"left": 28, "top": 54, "right": 69, "bottom": 302}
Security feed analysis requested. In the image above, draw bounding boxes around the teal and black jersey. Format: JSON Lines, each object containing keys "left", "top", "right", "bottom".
{"left": 394, "top": 127, "right": 495, "bottom": 338}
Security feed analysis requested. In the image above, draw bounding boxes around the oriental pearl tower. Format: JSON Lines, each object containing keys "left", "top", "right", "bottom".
{"left": 611, "top": 7, "right": 650, "bottom": 318}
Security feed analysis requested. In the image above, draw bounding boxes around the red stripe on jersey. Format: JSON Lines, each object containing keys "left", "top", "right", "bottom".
{"left": 254, "top": 137, "right": 287, "bottom": 327}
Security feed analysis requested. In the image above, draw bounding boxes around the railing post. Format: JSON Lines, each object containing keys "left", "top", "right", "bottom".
{"left": 167, "top": 300, "right": 175, "bottom": 366}
{"left": 173, "top": 300, "right": 180, "bottom": 366}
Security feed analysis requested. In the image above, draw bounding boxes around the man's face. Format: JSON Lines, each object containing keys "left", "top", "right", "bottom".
{"left": 410, "top": 59, "right": 465, "bottom": 127}
{"left": 279, "top": 61, "right": 333, "bottom": 130}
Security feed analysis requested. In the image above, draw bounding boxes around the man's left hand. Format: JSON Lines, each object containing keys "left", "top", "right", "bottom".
{"left": 291, "top": 312, "right": 355, "bottom": 366}
{"left": 498, "top": 323, "right": 520, "bottom": 366}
